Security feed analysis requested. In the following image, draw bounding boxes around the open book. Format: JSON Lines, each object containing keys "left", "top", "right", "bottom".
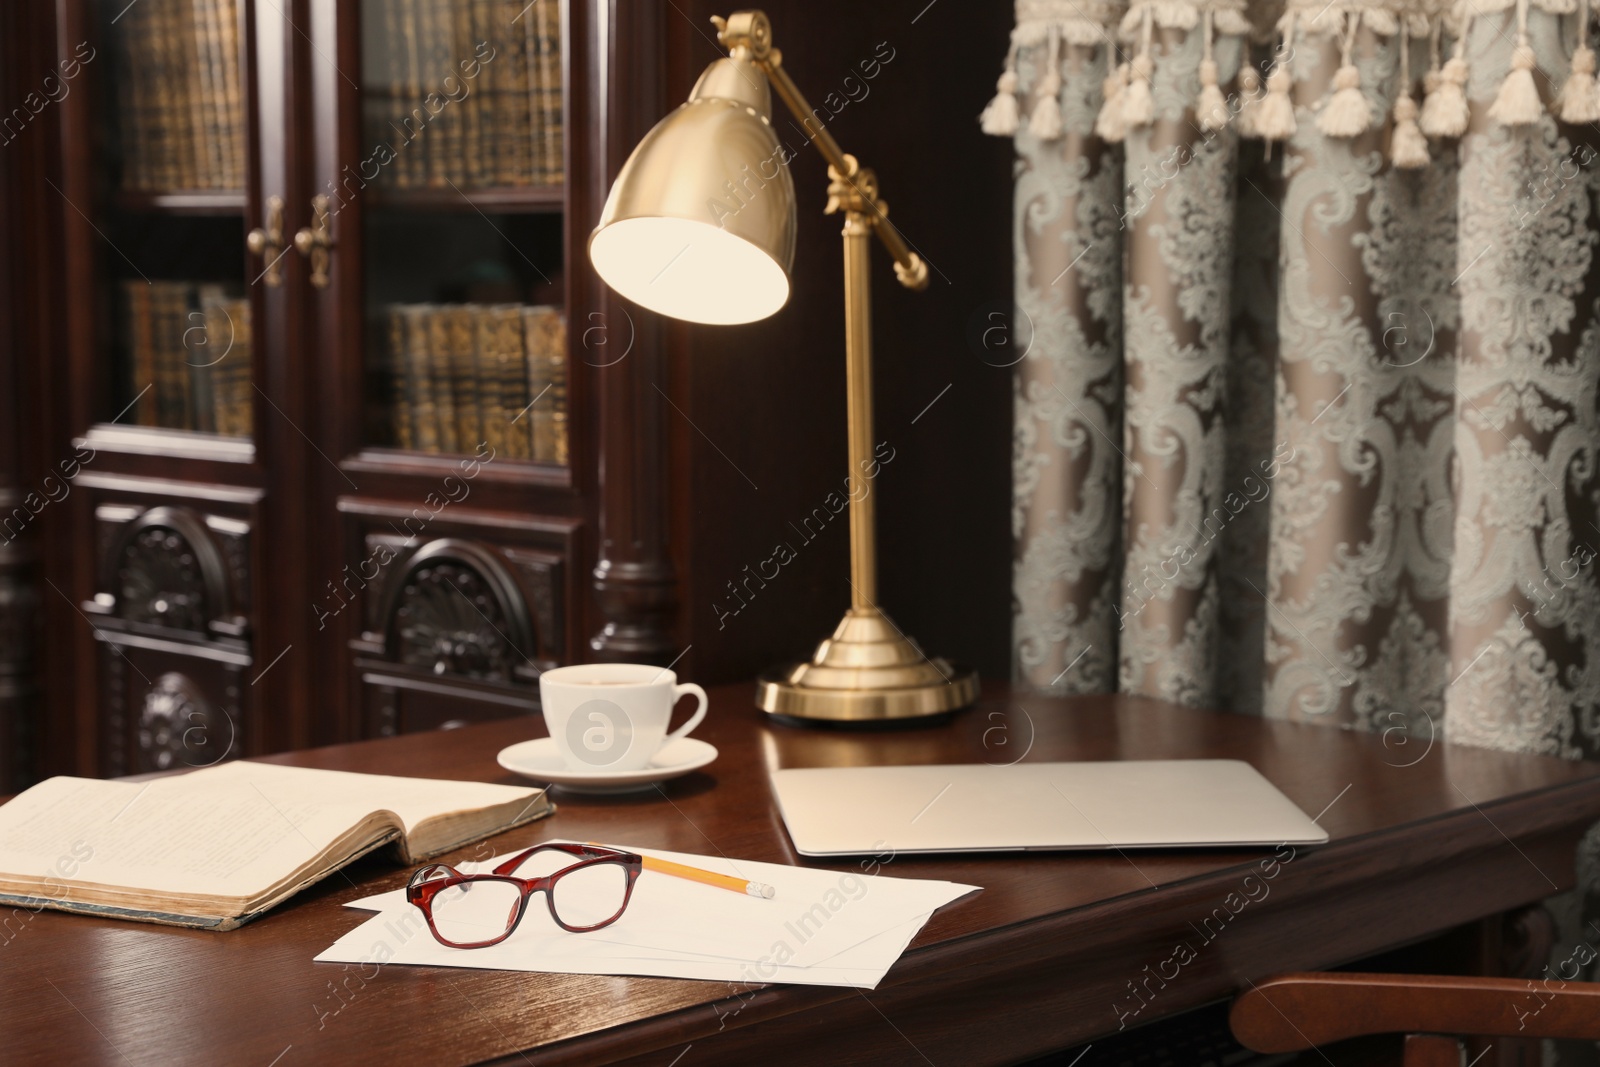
{"left": 0, "top": 761, "right": 553, "bottom": 930}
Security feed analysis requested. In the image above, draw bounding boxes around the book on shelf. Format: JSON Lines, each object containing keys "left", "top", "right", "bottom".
{"left": 454, "top": 0, "right": 486, "bottom": 185}
{"left": 533, "top": 0, "right": 563, "bottom": 185}
{"left": 379, "top": 301, "right": 565, "bottom": 462}
{"left": 207, "top": 0, "right": 247, "bottom": 188}
{"left": 447, "top": 305, "right": 482, "bottom": 450}
{"left": 364, "top": 0, "right": 564, "bottom": 189}
{"left": 425, "top": 306, "right": 463, "bottom": 452}
{"left": 381, "top": 0, "right": 419, "bottom": 188}
{"left": 112, "top": 0, "right": 245, "bottom": 192}
{"left": 152, "top": 282, "right": 192, "bottom": 428}
{"left": 494, "top": 0, "right": 534, "bottom": 186}
{"left": 470, "top": 0, "right": 499, "bottom": 184}
{"left": 522, "top": 305, "right": 567, "bottom": 465}
{"left": 177, "top": 0, "right": 204, "bottom": 190}
{"left": 386, "top": 308, "right": 416, "bottom": 451}
{"left": 0, "top": 760, "right": 553, "bottom": 930}
{"left": 474, "top": 304, "right": 523, "bottom": 460}
{"left": 397, "top": 305, "right": 443, "bottom": 452}
{"left": 187, "top": 284, "right": 224, "bottom": 434}
{"left": 121, "top": 281, "right": 252, "bottom": 438}
{"left": 423, "top": 0, "right": 454, "bottom": 188}
{"left": 207, "top": 295, "right": 254, "bottom": 437}
{"left": 134, "top": 0, "right": 170, "bottom": 188}
{"left": 124, "top": 284, "right": 159, "bottom": 426}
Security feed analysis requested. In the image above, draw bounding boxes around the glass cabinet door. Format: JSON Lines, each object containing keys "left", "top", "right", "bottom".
{"left": 353, "top": 0, "right": 569, "bottom": 468}
{"left": 95, "top": 0, "right": 256, "bottom": 442}
{"left": 292, "top": 0, "right": 587, "bottom": 742}
{"left": 51, "top": 0, "right": 289, "bottom": 776}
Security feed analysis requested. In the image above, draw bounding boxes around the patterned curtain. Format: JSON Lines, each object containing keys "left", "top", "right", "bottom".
{"left": 991, "top": 0, "right": 1600, "bottom": 1048}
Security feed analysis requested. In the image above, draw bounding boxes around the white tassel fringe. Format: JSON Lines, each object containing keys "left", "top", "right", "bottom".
{"left": 1258, "top": 64, "right": 1297, "bottom": 140}
{"left": 1235, "top": 64, "right": 1263, "bottom": 138}
{"left": 1318, "top": 14, "right": 1370, "bottom": 137}
{"left": 1028, "top": 29, "right": 1065, "bottom": 139}
{"left": 981, "top": 69, "right": 1021, "bottom": 135}
{"left": 1561, "top": 0, "right": 1600, "bottom": 124}
{"left": 1489, "top": 43, "right": 1544, "bottom": 126}
{"left": 1123, "top": 53, "right": 1155, "bottom": 127}
{"left": 1096, "top": 61, "right": 1130, "bottom": 142}
{"left": 1562, "top": 46, "right": 1600, "bottom": 122}
{"left": 1420, "top": 55, "right": 1470, "bottom": 136}
{"left": 1197, "top": 58, "right": 1231, "bottom": 130}
{"left": 1391, "top": 96, "right": 1429, "bottom": 167}
{"left": 1319, "top": 63, "right": 1371, "bottom": 135}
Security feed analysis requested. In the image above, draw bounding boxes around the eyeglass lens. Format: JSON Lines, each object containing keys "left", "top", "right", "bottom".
{"left": 429, "top": 878, "right": 525, "bottom": 946}
{"left": 549, "top": 861, "right": 631, "bottom": 928}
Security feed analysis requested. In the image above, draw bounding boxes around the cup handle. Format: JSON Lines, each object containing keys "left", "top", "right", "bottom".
{"left": 666, "top": 683, "right": 709, "bottom": 741}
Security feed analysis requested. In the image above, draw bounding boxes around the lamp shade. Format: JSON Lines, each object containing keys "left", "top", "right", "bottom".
{"left": 589, "top": 55, "right": 797, "bottom": 325}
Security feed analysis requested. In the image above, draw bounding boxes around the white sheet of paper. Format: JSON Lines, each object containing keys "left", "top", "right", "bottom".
{"left": 316, "top": 905, "right": 933, "bottom": 988}
{"left": 318, "top": 843, "right": 979, "bottom": 988}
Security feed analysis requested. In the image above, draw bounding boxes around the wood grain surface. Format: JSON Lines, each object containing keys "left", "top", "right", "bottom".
{"left": 1231, "top": 971, "right": 1600, "bottom": 1051}
{"left": 4, "top": 681, "right": 1599, "bottom": 1066}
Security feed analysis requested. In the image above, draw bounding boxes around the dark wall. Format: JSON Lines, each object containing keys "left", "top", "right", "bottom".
{"left": 0, "top": 0, "right": 64, "bottom": 786}
{"left": 655, "top": 1, "right": 1016, "bottom": 685}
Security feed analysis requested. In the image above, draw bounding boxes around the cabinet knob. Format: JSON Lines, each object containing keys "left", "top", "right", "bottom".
{"left": 246, "top": 195, "right": 286, "bottom": 287}
{"left": 293, "top": 194, "right": 335, "bottom": 290}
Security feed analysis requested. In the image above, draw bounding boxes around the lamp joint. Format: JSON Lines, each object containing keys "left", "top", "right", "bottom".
{"left": 894, "top": 254, "right": 930, "bottom": 290}
{"left": 711, "top": 11, "right": 773, "bottom": 59}
{"left": 825, "top": 157, "right": 877, "bottom": 216}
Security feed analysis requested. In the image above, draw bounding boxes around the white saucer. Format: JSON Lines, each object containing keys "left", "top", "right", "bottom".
{"left": 496, "top": 737, "right": 718, "bottom": 795}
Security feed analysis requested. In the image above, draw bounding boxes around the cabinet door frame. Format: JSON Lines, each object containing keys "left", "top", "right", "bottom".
{"left": 305, "top": 0, "right": 586, "bottom": 495}
{"left": 44, "top": 0, "right": 319, "bottom": 772}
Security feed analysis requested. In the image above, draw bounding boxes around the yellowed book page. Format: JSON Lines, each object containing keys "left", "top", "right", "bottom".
{"left": 196, "top": 760, "right": 545, "bottom": 840}
{"left": 0, "top": 774, "right": 376, "bottom": 903}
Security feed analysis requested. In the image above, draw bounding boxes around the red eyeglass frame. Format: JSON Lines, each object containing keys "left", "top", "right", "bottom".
{"left": 406, "top": 842, "right": 644, "bottom": 948}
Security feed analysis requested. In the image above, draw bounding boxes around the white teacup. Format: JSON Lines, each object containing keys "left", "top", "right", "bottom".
{"left": 538, "top": 663, "right": 709, "bottom": 772}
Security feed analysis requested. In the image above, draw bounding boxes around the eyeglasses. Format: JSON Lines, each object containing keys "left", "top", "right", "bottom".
{"left": 406, "top": 842, "right": 643, "bottom": 948}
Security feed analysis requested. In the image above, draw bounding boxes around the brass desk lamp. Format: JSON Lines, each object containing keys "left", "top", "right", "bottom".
{"left": 589, "top": 10, "right": 978, "bottom": 723}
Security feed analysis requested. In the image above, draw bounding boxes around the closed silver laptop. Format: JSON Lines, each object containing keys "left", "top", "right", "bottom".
{"left": 769, "top": 760, "right": 1329, "bottom": 856}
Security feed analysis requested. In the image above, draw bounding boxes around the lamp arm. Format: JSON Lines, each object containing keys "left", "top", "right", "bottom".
{"left": 714, "top": 12, "right": 930, "bottom": 291}
{"left": 761, "top": 58, "right": 929, "bottom": 290}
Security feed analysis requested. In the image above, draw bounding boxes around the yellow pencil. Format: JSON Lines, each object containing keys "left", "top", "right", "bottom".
{"left": 588, "top": 842, "right": 775, "bottom": 899}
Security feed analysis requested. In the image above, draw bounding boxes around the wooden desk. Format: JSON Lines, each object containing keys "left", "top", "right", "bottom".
{"left": 5, "top": 684, "right": 1600, "bottom": 1066}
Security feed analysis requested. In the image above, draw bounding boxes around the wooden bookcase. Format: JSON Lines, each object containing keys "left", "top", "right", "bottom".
{"left": 0, "top": 0, "right": 1016, "bottom": 788}
{"left": 0, "top": 0, "right": 698, "bottom": 781}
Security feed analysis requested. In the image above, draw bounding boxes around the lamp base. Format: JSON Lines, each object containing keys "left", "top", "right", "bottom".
{"left": 755, "top": 607, "right": 979, "bottom": 723}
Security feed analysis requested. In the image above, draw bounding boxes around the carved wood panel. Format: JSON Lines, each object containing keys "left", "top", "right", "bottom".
{"left": 136, "top": 671, "right": 237, "bottom": 773}
{"left": 388, "top": 547, "right": 528, "bottom": 684}
{"left": 102, "top": 654, "right": 246, "bottom": 776}
{"left": 339, "top": 503, "right": 579, "bottom": 736}
{"left": 85, "top": 493, "right": 257, "bottom": 774}
{"left": 340, "top": 505, "right": 580, "bottom": 658}
{"left": 92, "top": 502, "right": 251, "bottom": 639}
{"left": 118, "top": 526, "right": 210, "bottom": 632}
